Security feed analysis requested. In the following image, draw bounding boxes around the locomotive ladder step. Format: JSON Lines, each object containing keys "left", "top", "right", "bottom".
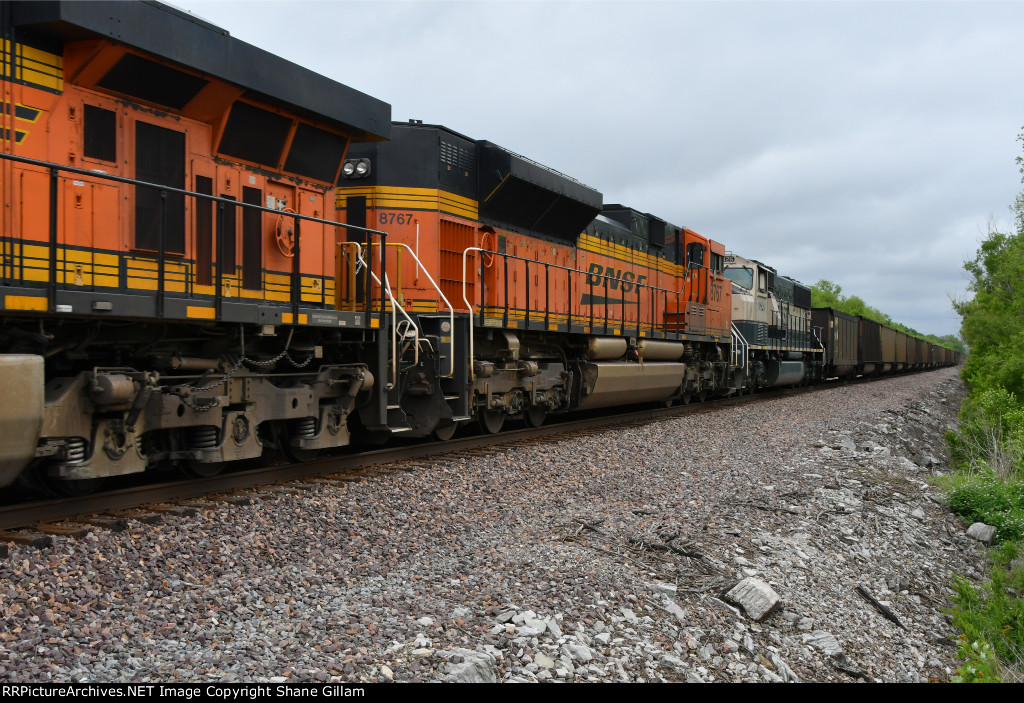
{"left": 450, "top": 415, "right": 471, "bottom": 422}
{"left": 387, "top": 404, "right": 402, "bottom": 410}
{"left": 444, "top": 395, "right": 460, "bottom": 401}
{"left": 390, "top": 427, "right": 412, "bottom": 434}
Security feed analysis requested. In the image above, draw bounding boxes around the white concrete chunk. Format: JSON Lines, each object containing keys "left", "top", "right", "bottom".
{"left": 966, "top": 522, "right": 997, "bottom": 545}
{"left": 803, "top": 631, "right": 843, "bottom": 657}
{"left": 723, "top": 578, "right": 781, "bottom": 621}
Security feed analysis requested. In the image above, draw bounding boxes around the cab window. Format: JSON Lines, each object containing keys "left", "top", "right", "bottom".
{"left": 724, "top": 266, "right": 753, "bottom": 289}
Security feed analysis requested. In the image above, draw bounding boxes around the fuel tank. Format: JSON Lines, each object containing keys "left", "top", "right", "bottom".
{"left": 0, "top": 355, "right": 44, "bottom": 487}
{"left": 766, "top": 360, "right": 804, "bottom": 387}
{"left": 576, "top": 362, "right": 684, "bottom": 411}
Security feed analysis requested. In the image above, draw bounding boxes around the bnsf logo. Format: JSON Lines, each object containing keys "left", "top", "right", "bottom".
{"left": 585, "top": 264, "right": 648, "bottom": 293}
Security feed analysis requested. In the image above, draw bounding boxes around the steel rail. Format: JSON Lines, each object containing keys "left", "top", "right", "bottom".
{"left": 0, "top": 369, "right": 948, "bottom": 532}
{"left": 0, "top": 393, "right": 762, "bottom": 531}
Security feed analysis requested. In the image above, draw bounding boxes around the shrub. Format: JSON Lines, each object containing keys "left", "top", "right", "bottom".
{"left": 951, "top": 638, "right": 1000, "bottom": 683}
{"left": 941, "top": 473, "right": 1024, "bottom": 543}
{"left": 948, "top": 387, "right": 1024, "bottom": 479}
{"left": 948, "top": 544, "right": 1024, "bottom": 682}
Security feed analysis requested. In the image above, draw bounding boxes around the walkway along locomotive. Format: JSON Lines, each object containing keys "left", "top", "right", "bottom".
{"left": 0, "top": 1, "right": 960, "bottom": 494}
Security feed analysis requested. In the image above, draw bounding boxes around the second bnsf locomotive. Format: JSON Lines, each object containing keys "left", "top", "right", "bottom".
{"left": 338, "top": 120, "right": 734, "bottom": 436}
{"left": 0, "top": 1, "right": 959, "bottom": 494}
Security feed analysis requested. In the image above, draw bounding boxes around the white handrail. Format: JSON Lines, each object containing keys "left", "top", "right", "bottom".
{"left": 731, "top": 323, "right": 749, "bottom": 371}
{"left": 345, "top": 242, "right": 420, "bottom": 389}
{"left": 382, "top": 272, "right": 420, "bottom": 389}
{"left": 461, "top": 246, "right": 487, "bottom": 381}
{"left": 811, "top": 326, "right": 825, "bottom": 352}
{"left": 386, "top": 243, "right": 457, "bottom": 379}
{"left": 356, "top": 242, "right": 458, "bottom": 381}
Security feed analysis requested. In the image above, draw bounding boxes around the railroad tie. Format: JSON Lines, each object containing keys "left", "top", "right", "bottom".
{"left": 32, "top": 522, "right": 92, "bottom": 538}
{"left": 105, "top": 509, "right": 164, "bottom": 525}
{"left": 74, "top": 516, "right": 130, "bottom": 532}
{"left": 145, "top": 504, "right": 199, "bottom": 518}
{"left": 0, "top": 530, "right": 53, "bottom": 549}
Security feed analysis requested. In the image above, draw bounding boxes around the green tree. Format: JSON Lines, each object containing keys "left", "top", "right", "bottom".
{"left": 937, "top": 334, "right": 967, "bottom": 354}
{"left": 954, "top": 219, "right": 1024, "bottom": 399}
{"left": 809, "top": 280, "right": 952, "bottom": 346}
{"left": 954, "top": 124, "right": 1024, "bottom": 395}
{"left": 949, "top": 124, "right": 1024, "bottom": 470}
{"left": 811, "top": 279, "right": 843, "bottom": 308}
{"left": 940, "top": 124, "right": 1024, "bottom": 684}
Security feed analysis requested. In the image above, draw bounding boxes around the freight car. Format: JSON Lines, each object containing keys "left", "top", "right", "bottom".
{"left": 0, "top": 1, "right": 960, "bottom": 496}
{"left": 810, "top": 308, "right": 960, "bottom": 379}
{"left": 811, "top": 308, "right": 859, "bottom": 379}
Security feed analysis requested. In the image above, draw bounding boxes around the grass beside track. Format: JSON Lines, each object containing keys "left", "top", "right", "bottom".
{"left": 937, "top": 472, "right": 1024, "bottom": 682}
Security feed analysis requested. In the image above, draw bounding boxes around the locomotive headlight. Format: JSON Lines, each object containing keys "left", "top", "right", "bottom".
{"left": 341, "top": 158, "right": 372, "bottom": 179}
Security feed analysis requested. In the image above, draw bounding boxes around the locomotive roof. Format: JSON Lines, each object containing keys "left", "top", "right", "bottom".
{"left": 9, "top": 0, "right": 390, "bottom": 141}
{"left": 348, "top": 120, "right": 603, "bottom": 242}
{"left": 594, "top": 214, "right": 630, "bottom": 232}
{"left": 396, "top": 120, "right": 475, "bottom": 143}
{"left": 395, "top": 120, "right": 599, "bottom": 195}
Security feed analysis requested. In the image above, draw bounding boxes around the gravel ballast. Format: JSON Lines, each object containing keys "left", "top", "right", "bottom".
{"left": 0, "top": 368, "right": 981, "bottom": 683}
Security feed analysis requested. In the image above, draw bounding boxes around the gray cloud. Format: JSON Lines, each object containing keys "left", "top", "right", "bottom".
{"left": 172, "top": 0, "right": 1024, "bottom": 336}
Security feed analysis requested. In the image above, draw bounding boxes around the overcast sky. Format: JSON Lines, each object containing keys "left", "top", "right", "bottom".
{"left": 172, "top": 0, "right": 1024, "bottom": 338}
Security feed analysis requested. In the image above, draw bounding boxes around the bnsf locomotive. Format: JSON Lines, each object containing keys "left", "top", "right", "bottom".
{"left": 0, "top": 1, "right": 960, "bottom": 494}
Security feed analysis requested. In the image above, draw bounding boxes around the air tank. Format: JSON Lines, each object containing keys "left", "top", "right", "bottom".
{"left": 637, "top": 339, "right": 685, "bottom": 361}
{"left": 586, "top": 337, "right": 628, "bottom": 360}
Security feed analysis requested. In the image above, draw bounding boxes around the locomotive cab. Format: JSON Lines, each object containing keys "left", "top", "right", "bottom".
{"left": 724, "top": 252, "right": 822, "bottom": 392}
{"left": 0, "top": 1, "right": 399, "bottom": 490}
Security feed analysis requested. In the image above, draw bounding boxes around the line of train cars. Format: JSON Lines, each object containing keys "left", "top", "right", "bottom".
{"left": 0, "top": 1, "right": 960, "bottom": 494}
{"left": 813, "top": 308, "right": 961, "bottom": 379}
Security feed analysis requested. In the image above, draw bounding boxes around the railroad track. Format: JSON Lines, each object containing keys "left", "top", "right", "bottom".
{"left": 0, "top": 375, "right": 881, "bottom": 540}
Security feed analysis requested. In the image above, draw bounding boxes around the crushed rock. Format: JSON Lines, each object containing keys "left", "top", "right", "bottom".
{"left": 0, "top": 369, "right": 982, "bottom": 683}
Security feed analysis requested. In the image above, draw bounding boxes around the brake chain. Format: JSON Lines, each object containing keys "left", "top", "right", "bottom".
{"left": 174, "top": 350, "right": 314, "bottom": 411}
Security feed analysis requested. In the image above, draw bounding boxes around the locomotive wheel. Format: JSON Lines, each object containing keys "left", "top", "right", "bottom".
{"left": 277, "top": 419, "right": 324, "bottom": 462}
{"left": 680, "top": 390, "right": 692, "bottom": 405}
{"left": 181, "top": 460, "right": 225, "bottom": 478}
{"left": 662, "top": 397, "right": 676, "bottom": 408}
{"left": 283, "top": 446, "right": 323, "bottom": 463}
{"left": 32, "top": 461, "right": 105, "bottom": 497}
{"left": 478, "top": 409, "right": 505, "bottom": 434}
{"left": 525, "top": 406, "right": 547, "bottom": 428}
{"left": 49, "top": 477, "right": 104, "bottom": 497}
{"left": 433, "top": 421, "right": 458, "bottom": 442}
{"left": 698, "top": 388, "right": 708, "bottom": 403}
